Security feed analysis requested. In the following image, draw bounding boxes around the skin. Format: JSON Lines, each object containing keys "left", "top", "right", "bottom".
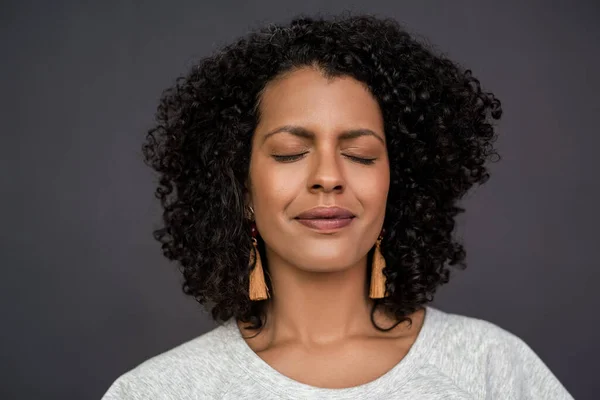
{"left": 241, "top": 66, "right": 425, "bottom": 389}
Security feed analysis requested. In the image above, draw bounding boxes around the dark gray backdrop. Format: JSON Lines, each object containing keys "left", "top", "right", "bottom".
{"left": 2, "top": 1, "right": 598, "bottom": 399}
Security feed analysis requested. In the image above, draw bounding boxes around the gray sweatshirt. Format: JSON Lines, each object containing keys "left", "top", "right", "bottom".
{"left": 101, "top": 305, "right": 574, "bottom": 399}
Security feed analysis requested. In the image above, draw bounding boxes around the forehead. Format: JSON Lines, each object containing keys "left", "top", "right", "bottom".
{"left": 256, "top": 67, "right": 384, "bottom": 132}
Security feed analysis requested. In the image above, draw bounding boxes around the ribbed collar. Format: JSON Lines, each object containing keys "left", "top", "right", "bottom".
{"left": 221, "top": 305, "right": 447, "bottom": 399}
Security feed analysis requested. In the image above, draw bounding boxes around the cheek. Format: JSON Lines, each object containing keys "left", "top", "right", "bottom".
{"left": 349, "top": 163, "right": 390, "bottom": 213}
{"left": 250, "top": 157, "right": 301, "bottom": 214}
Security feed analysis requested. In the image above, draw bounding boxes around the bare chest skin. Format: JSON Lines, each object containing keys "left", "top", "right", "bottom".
{"left": 239, "top": 309, "right": 425, "bottom": 389}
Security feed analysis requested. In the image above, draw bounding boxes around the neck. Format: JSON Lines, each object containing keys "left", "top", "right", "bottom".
{"left": 261, "top": 249, "right": 378, "bottom": 347}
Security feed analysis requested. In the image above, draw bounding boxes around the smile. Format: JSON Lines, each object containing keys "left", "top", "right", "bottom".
{"left": 294, "top": 217, "right": 355, "bottom": 231}
{"left": 293, "top": 206, "right": 356, "bottom": 232}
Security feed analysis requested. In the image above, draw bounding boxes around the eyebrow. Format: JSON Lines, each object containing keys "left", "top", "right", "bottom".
{"left": 260, "top": 125, "right": 385, "bottom": 145}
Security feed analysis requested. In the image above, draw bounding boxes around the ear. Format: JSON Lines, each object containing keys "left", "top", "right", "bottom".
{"left": 243, "top": 179, "right": 253, "bottom": 215}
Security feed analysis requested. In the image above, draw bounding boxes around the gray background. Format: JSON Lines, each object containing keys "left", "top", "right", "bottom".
{"left": 2, "top": 1, "right": 598, "bottom": 399}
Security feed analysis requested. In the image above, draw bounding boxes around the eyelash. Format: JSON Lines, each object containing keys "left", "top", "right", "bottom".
{"left": 272, "top": 152, "right": 376, "bottom": 165}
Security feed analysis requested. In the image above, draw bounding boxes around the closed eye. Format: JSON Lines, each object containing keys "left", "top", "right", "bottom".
{"left": 343, "top": 155, "right": 376, "bottom": 165}
{"left": 272, "top": 153, "right": 376, "bottom": 165}
{"left": 272, "top": 152, "right": 309, "bottom": 162}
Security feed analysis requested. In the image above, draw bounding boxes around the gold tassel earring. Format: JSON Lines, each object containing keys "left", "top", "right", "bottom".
{"left": 369, "top": 233, "right": 387, "bottom": 299}
{"left": 248, "top": 221, "right": 269, "bottom": 301}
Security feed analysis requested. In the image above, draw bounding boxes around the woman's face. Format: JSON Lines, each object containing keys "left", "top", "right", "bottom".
{"left": 248, "top": 67, "right": 389, "bottom": 272}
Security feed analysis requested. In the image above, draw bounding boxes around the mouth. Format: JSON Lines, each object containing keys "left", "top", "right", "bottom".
{"left": 294, "top": 207, "right": 356, "bottom": 232}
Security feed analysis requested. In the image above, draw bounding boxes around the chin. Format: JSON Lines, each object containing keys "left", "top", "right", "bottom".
{"left": 292, "top": 251, "right": 359, "bottom": 273}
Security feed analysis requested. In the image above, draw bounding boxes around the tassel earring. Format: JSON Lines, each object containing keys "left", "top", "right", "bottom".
{"left": 248, "top": 221, "right": 270, "bottom": 301}
{"left": 369, "top": 233, "right": 387, "bottom": 299}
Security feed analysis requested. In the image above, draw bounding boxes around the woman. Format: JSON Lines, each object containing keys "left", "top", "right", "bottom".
{"left": 102, "top": 13, "right": 573, "bottom": 399}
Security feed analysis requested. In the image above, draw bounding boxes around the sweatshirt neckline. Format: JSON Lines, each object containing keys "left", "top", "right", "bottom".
{"left": 222, "top": 305, "right": 445, "bottom": 399}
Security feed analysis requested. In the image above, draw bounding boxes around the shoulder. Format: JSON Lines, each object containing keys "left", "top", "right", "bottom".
{"left": 432, "top": 307, "right": 527, "bottom": 351}
{"left": 425, "top": 307, "right": 573, "bottom": 399}
{"left": 101, "top": 321, "right": 239, "bottom": 399}
{"left": 425, "top": 307, "right": 531, "bottom": 374}
{"left": 430, "top": 307, "right": 546, "bottom": 368}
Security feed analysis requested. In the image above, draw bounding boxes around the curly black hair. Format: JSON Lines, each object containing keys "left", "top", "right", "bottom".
{"left": 141, "top": 12, "right": 502, "bottom": 333}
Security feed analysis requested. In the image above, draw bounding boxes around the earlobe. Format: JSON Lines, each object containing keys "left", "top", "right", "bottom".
{"left": 244, "top": 195, "right": 253, "bottom": 214}
{"left": 243, "top": 187, "right": 254, "bottom": 220}
{"left": 242, "top": 180, "right": 252, "bottom": 204}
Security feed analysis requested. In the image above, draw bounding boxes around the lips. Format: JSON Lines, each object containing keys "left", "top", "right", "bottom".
{"left": 294, "top": 207, "right": 355, "bottom": 231}
{"left": 295, "top": 207, "right": 355, "bottom": 220}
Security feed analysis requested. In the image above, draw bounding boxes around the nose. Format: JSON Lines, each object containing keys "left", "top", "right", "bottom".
{"left": 308, "top": 151, "right": 345, "bottom": 194}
